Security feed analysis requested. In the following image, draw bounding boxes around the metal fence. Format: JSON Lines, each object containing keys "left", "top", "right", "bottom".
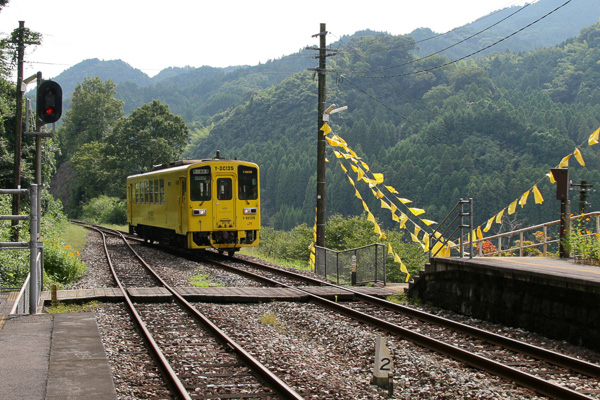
{"left": 0, "top": 185, "right": 43, "bottom": 314}
{"left": 315, "top": 243, "right": 386, "bottom": 285}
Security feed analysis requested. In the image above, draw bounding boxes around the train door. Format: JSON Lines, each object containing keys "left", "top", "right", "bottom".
{"left": 178, "top": 177, "right": 187, "bottom": 234}
{"left": 214, "top": 172, "right": 235, "bottom": 229}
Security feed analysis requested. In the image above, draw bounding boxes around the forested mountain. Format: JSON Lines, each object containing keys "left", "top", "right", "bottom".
{"left": 411, "top": 0, "right": 600, "bottom": 59}
{"left": 47, "top": 0, "right": 598, "bottom": 125}
{"left": 184, "top": 22, "right": 600, "bottom": 233}
{"left": 44, "top": 0, "right": 600, "bottom": 235}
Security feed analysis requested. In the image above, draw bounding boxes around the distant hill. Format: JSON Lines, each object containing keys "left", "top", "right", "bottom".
{"left": 410, "top": 0, "right": 600, "bottom": 59}
{"left": 44, "top": 0, "right": 600, "bottom": 123}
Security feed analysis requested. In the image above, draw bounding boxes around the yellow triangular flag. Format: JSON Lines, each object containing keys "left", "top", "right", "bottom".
{"left": 423, "top": 234, "right": 430, "bottom": 252}
{"left": 477, "top": 226, "right": 483, "bottom": 240}
{"left": 422, "top": 219, "right": 437, "bottom": 226}
{"left": 367, "top": 211, "right": 376, "bottom": 224}
{"left": 357, "top": 167, "right": 365, "bottom": 181}
{"left": 347, "top": 175, "right": 355, "bottom": 186}
{"left": 574, "top": 148, "right": 585, "bottom": 167}
{"left": 508, "top": 199, "right": 518, "bottom": 215}
{"left": 355, "top": 188, "right": 362, "bottom": 199}
{"left": 340, "top": 163, "right": 347, "bottom": 173}
{"left": 391, "top": 212, "right": 400, "bottom": 223}
{"left": 558, "top": 154, "right": 571, "bottom": 168}
{"left": 333, "top": 150, "right": 343, "bottom": 158}
{"left": 397, "top": 197, "right": 412, "bottom": 204}
{"left": 385, "top": 185, "right": 398, "bottom": 194}
{"left": 321, "top": 123, "right": 332, "bottom": 134}
{"left": 546, "top": 171, "right": 555, "bottom": 184}
{"left": 388, "top": 243, "right": 394, "bottom": 255}
{"left": 414, "top": 225, "right": 421, "bottom": 238}
{"left": 484, "top": 216, "right": 494, "bottom": 233}
{"left": 399, "top": 212, "right": 408, "bottom": 229}
{"left": 380, "top": 199, "right": 392, "bottom": 211}
{"left": 495, "top": 209, "right": 505, "bottom": 224}
{"left": 589, "top": 127, "right": 600, "bottom": 146}
{"left": 410, "top": 231, "right": 420, "bottom": 243}
{"left": 519, "top": 190, "right": 530, "bottom": 208}
{"left": 373, "top": 173, "right": 384, "bottom": 184}
{"left": 532, "top": 184, "right": 544, "bottom": 204}
{"left": 409, "top": 207, "right": 425, "bottom": 216}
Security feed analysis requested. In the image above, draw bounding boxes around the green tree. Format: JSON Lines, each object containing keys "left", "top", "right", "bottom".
{"left": 104, "top": 99, "right": 189, "bottom": 177}
{"left": 57, "top": 77, "right": 124, "bottom": 163}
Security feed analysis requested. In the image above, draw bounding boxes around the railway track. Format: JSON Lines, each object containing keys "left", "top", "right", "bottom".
{"left": 212, "top": 254, "right": 600, "bottom": 400}
{"left": 88, "top": 224, "right": 303, "bottom": 399}
{"left": 78, "top": 222, "right": 600, "bottom": 399}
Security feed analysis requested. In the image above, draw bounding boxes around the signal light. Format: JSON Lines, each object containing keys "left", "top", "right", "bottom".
{"left": 36, "top": 80, "right": 62, "bottom": 124}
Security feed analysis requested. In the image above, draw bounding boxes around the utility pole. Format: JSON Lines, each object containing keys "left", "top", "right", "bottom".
{"left": 316, "top": 23, "right": 327, "bottom": 248}
{"left": 12, "top": 21, "right": 25, "bottom": 241}
{"left": 308, "top": 24, "right": 337, "bottom": 248}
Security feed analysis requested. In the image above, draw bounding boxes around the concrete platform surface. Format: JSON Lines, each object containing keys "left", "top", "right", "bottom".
{"left": 0, "top": 312, "right": 116, "bottom": 400}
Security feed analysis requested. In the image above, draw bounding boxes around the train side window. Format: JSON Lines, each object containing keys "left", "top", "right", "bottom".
{"left": 217, "top": 178, "right": 232, "bottom": 200}
{"left": 134, "top": 182, "right": 138, "bottom": 204}
{"left": 238, "top": 166, "right": 258, "bottom": 200}
{"left": 160, "top": 179, "right": 165, "bottom": 205}
{"left": 150, "top": 180, "right": 155, "bottom": 204}
{"left": 153, "top": 179, "right": 159, "bottom": 204}
{"left": 190, "top": 167, "right": 211, "bottom": 201}
{"left": 144, "top": 181, "right": 149, "bottom": 204}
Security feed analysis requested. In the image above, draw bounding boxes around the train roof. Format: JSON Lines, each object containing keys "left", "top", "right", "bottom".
{"left": 127, "top": 158, "right": 258, "bottom": 179}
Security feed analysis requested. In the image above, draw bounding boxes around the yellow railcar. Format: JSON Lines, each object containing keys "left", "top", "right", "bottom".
{"left": 126, "top": 156, "right": 260, "bottom": 255}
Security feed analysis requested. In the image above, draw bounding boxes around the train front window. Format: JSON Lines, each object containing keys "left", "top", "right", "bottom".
{"left": 217, "top": 178, "right": 232, "bottom": 200}
{"left": 238, "top": 166, "right": 258, "bottom": 200}
{"left": 190, "top": 167, "right": 211, "bottom": 201}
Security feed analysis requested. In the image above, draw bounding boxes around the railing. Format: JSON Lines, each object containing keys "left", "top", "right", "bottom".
{"left": 429, "top": 198, "right": 473, "bottom": 259}
{"left": 0, "top": 185, "right": 43, "bottom": 314}
{"left": 315, "top": 243, "right": 386, "bottom": 285}
{"left": 458, "top": 211, "right": 600, "bottom": 258}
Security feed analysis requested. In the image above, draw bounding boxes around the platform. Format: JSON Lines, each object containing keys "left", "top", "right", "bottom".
{"left": 0, "top": 311, "right": 116, "bottom": 400}
{"left": 408, "top": 256, "right": 600, "bottom": 351}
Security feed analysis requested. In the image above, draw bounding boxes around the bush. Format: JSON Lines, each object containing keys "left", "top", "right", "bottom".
{"left": 42, "top": 236, "right": 86, "bottom": 286}
{"left": 0, "top": 189, "right": 87, "bottom": 289}
{"left": 257, "top": 214, "right": 427, "bottom": 282}
{"left": 81, "top": 195, "right": 127, "bottom": 224}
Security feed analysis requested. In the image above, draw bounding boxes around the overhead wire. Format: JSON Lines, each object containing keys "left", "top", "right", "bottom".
{"left": 343, "top": 0, "right": 572, "bottom": 79}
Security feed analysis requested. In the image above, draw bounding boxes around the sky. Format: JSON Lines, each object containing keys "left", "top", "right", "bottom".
{"left": 0, "top": 0, "right": 531, "bottom": 79}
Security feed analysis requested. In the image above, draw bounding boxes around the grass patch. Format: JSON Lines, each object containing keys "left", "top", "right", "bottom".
{"left": 102, "top": 224, "right": 128, "bottom": 231}
{"left": 63, "top": 223, "right": 89, "bottom": 253}
{"left": 386, "top": 293, "right": 420, "bottom": 306}
{"left": 189, "top": 273, "right": 219, "bottom": 287}
{"left": 260, "top": 311, "right": 287, "bottom": 334}
{"left": 45, "top": 301, "right": 100, "bottom": 314}
{"left": 260, "top": 312, "right": 279, "bottom": 325}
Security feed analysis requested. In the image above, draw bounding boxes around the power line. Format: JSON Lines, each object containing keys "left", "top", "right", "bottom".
{"left": 360, "top": 2, "right": 531, "bottom": 75}
{"left": 344, "top": 0, "right": 572, "bottom": 79}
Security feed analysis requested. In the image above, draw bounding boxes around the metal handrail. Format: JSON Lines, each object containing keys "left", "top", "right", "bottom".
{"left": 429, "top": 198, "right": 473, "bottom": 259}
{"left": 458, "top": 211, "right": 600, "bottom": 257}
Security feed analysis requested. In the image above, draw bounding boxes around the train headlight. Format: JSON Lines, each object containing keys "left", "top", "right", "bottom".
{"left": 243, "top": 207, "right": 257, "bottom": 215}
{"left": 193, "top": 209, "right": 207, "bottom": 216}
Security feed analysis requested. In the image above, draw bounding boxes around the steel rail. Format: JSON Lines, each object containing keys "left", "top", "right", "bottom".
{"left": 109, "top": 228, "right": 304, "bottom": 400}
{"left": 91, "top": 226, "right": 192, "bottom": 400}
{"left": 82, "top": 222, "right": 599, "bottom": 399}
{"left": 301, "top": 290, "right": 595, "bottom": 400}
{"left": 216, "top": 257, "right": 597, "bottom": 400}
{"left": 232, "top": 256, "right": 600, "bottom": 379}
